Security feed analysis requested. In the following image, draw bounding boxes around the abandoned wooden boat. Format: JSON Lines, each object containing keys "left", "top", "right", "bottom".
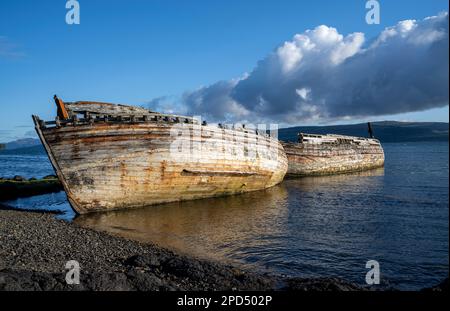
{"left": 282, "top": 130, "right": 384, "bottom": 177}
{"left": 32, "top": 96, "right": 288, "bottom": 214}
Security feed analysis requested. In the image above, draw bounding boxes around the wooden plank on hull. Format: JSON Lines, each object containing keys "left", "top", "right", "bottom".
{"left": 181, "top": 169, "right": 259, "bottom": 176}
{"left": 32, "top": 115, "right": 87, "bottom": 214}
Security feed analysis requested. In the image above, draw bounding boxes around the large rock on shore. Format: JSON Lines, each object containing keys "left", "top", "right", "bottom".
{"left": 0, "top": 176, "right": 62, "bottom": 201}
{"left": 281, "top": 277, "right": 366, "bottom": 291}
{"left": 421, "top": 278, "right": 449, "bottom": 292}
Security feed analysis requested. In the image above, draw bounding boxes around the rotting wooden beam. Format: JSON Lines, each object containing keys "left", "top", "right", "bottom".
{"left": 54, "top": 95, "right": 69, "bottom": 120}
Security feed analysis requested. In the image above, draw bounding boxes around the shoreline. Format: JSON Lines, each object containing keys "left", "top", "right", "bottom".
{"left": 0, "top": 206, "right": 447, "bottom": 291}
{"left": 0, "top": 206, "right": 364, "bottom": 291}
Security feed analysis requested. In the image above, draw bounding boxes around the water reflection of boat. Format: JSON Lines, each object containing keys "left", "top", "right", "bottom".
{"left": 75, "top": 185, "right": 289, "bottom": 260}
{"left": 75, "top": 167, "right": 385, "bottom": 273}
{"left": 284, "top": 167, "right": 385, "bottom": 194}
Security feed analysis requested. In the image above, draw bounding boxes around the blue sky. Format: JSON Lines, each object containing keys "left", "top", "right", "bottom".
{"left": 0, "top": 0, "right": 448, "bottom": 142}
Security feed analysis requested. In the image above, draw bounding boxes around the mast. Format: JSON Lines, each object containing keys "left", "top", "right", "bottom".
{"left": 368, "top": 122, "right": 374, "bottom": 138}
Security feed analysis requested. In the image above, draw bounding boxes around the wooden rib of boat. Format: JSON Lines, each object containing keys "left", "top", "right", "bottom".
{"left": 32, "top": 96, "right": 288, "bottom": 214}
{"left": 282, "top": 132, "right": 384, "bottom": 177}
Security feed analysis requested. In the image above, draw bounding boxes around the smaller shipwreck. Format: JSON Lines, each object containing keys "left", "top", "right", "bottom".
{"left": 282, "top": 124, "right": 385, "bottom": 177}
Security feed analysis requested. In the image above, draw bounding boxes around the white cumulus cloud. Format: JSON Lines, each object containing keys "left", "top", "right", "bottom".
{"left": 177, "top": 12, "right": 449, "bottom": 123}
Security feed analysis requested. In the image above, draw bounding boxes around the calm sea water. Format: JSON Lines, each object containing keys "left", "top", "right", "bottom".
{"left": 1, "top": 142, "right": 448, "bottom": 290}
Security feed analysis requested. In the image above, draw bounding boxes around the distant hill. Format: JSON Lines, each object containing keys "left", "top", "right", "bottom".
{"left": 0, "top": 144, "right": 45, "bottom": 155}
{"left": 278, "top": 121, "right": 449, "bottom": 143}
{"left": 2, "top": 138, "right": 41, "bottom": 150}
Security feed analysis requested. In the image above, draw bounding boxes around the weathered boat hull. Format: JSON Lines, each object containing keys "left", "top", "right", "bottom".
{"left": 33, "top": 102, "right": 287, "bottom": 214}
{"left": 282, "top": 134, "right": 384, "bottom": 177}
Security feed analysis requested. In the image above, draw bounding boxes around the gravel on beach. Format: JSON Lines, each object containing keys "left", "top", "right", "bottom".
{"left": 0, "top": 207, "right": 447, "bottom": 291}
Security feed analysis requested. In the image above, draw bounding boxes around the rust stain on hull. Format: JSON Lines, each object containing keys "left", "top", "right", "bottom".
{"left": 32, "top": 100, "right": 288, "bottom": 214}
{"left": 282, "top": 133, "right": 385, "bottom": 177}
